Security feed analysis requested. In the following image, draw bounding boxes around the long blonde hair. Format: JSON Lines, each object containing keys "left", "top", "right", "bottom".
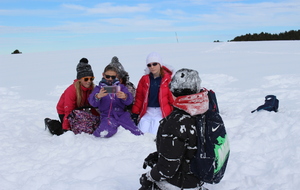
{"left": 74, "top": 80, "right": 95, "bottom": 107}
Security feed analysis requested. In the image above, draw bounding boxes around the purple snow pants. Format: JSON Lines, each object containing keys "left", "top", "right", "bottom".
{"left": 93, "top": 111, "right": 143, "bottom": 138}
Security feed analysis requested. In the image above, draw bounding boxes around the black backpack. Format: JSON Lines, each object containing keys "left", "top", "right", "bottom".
{"left": 251, "top": 95, "right": 279, "bottom": 113}
{"left": 191, "top": 90, "right": 230, "bottom": 184}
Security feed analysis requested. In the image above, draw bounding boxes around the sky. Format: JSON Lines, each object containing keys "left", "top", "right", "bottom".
{"left": 1, "top": 0, "right": 300, "bottom": 54}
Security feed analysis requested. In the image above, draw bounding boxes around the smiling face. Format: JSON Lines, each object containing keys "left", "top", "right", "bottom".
{"left": 79, "top": 76, "right": 94, "bottom": 88}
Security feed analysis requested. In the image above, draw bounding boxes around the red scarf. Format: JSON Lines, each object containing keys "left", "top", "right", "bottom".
{"left": 173, "top": 89, "right": 209, "bottom": 116}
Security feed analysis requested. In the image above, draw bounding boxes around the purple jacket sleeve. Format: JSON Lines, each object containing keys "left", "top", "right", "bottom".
{"left": 120, "top": 84, "right": 133, "bottom": 106}
{"left": 88, "top": 85, "right": 101, "bottom": 107}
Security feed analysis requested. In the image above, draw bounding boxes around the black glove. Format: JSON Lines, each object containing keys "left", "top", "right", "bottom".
{"left": 138, "top": 173, "right": 153, "bottom": 190}
{"left": 143, "top": 152, "right": 158, "bottom": 169}
{"left": 131, "top": 113, "right": 139, "bottom": 125}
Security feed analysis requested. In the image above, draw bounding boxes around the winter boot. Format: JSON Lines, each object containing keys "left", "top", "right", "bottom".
{"left": 44, "top": 118, "right": 64, "bottom": 135}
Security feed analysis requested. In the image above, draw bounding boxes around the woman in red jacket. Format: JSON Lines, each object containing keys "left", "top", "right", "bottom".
{"left": 56, "top": 58, "right": 97, "bottom": 131}
{"left": 131, "top": 52, "right": 174, "bottom": 134}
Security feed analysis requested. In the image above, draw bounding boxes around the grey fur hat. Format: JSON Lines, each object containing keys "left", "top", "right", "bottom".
{"left": 76, "top": 58, "right": 94, "bottom": 79}
{"left": 169, "top": 68, "right": 201, "bottom": 97}
{"left": 109, "top": 56, "right": 127, "bottom": 79}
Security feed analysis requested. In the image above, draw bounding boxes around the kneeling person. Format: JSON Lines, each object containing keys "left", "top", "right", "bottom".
{"left": 139, "top": 68, "right": 208, "bottom": 190}
{"left": 88, "top": 65, "right": 143, "bottom": 138}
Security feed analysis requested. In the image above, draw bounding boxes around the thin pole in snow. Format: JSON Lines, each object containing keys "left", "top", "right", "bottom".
{"left": 175, "top": 32, "right": 179, "bottom": 43}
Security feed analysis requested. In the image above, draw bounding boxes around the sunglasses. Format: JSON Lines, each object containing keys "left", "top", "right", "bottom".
{"left": 82, "top": 77, "right": 95, "bottom": 82}
{"left": 105, "top": 75, "right": 117, "bottom": 80}
{"left": 147, "top": 62, "right": 159, "bottom": 68}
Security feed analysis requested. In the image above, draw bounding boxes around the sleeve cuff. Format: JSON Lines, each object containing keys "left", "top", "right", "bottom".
{"left": 95, "top": 93, "right": 101, "bottom": 101}
{"left": 146, "top": 171, "right": 155, "bottom": 182}
{"left": 149, "top": 168, "right": 161, "bottom": 181}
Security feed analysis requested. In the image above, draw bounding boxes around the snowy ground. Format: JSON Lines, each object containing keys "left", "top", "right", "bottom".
{"left": 0, "top": 41, "right": 300, "bottom": 190}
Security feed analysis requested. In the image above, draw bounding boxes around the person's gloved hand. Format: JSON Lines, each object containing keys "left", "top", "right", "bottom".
{"left": 131, "top": 113, "right": 139, "bottom": 125}
{"left": 143, "top": 152, "right": 158, "bottom": 169}
{"left": 138, "top": 173, "right": 153, "bottom": 190}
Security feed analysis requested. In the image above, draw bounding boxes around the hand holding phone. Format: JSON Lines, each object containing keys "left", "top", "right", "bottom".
{"left": 116, "top": 91, "right": 127, "bottom": 100}
{"left": 103, "top": 86, "right": 120, "bottom": 93}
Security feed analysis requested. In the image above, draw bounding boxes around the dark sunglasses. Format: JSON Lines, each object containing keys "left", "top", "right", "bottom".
{"left": 105, "top": 75, "right": 117, "bottom": 80}
{"left": 147, "top": 62, "right": 159, "bottom": 67}
{"left": 82, "top": 77, "right": 95, "bottom": 82}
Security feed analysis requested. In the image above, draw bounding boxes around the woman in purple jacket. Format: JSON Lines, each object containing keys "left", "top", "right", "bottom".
{"left": 88, "top": 65, "right": 143, "bottom": 138}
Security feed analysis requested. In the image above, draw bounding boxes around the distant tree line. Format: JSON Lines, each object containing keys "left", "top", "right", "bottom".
{"left": 230, "top": 29, "right": 300, "bottom": 41}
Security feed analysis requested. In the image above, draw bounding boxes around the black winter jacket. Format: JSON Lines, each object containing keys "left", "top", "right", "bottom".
{"left": 150, "top": 108, "right": 201, "bottom": 188}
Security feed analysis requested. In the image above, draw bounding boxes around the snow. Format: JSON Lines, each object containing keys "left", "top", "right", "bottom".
{"left": 1, "top": 41, "right": 300, "bottom": 190}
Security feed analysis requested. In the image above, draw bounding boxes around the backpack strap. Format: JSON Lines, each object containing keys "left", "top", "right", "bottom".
{"left": 205, "top": 88, "right": 219, "bottom": 113}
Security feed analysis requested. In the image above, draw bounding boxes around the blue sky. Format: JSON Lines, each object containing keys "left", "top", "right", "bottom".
{"left": 1, "top": 0, "right": 299, "bottom": 54}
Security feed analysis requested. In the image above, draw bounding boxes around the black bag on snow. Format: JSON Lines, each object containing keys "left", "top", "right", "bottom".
{"left": 191, "top": 90, "right": 230, "bottom": 184}
{"left": 44, "top": 118, "right": 64, "bottom": 136}
{"left": 251, "top": 95, "right": 279, "bottom": 113}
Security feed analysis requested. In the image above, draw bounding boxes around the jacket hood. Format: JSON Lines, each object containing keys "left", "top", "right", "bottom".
{"left": 173, "top": 89, "right": 209, "bottom": 116}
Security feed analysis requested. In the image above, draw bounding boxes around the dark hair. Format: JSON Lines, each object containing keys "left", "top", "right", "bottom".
{"left": 119, "top": 71, "right": 129, "bottom": 85}
{"left": 103, "top": 65, "right": 118, "bottom": 74}
{"left": 160, "top": 67, "right": 165, "bottom": 78}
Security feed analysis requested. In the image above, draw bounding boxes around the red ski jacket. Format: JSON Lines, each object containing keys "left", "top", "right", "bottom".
{"left": 56, "top": 80, "right": 94, "bottom": 130}
{"left": 132, "top": 66, "right": 174, "bottom": 118}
